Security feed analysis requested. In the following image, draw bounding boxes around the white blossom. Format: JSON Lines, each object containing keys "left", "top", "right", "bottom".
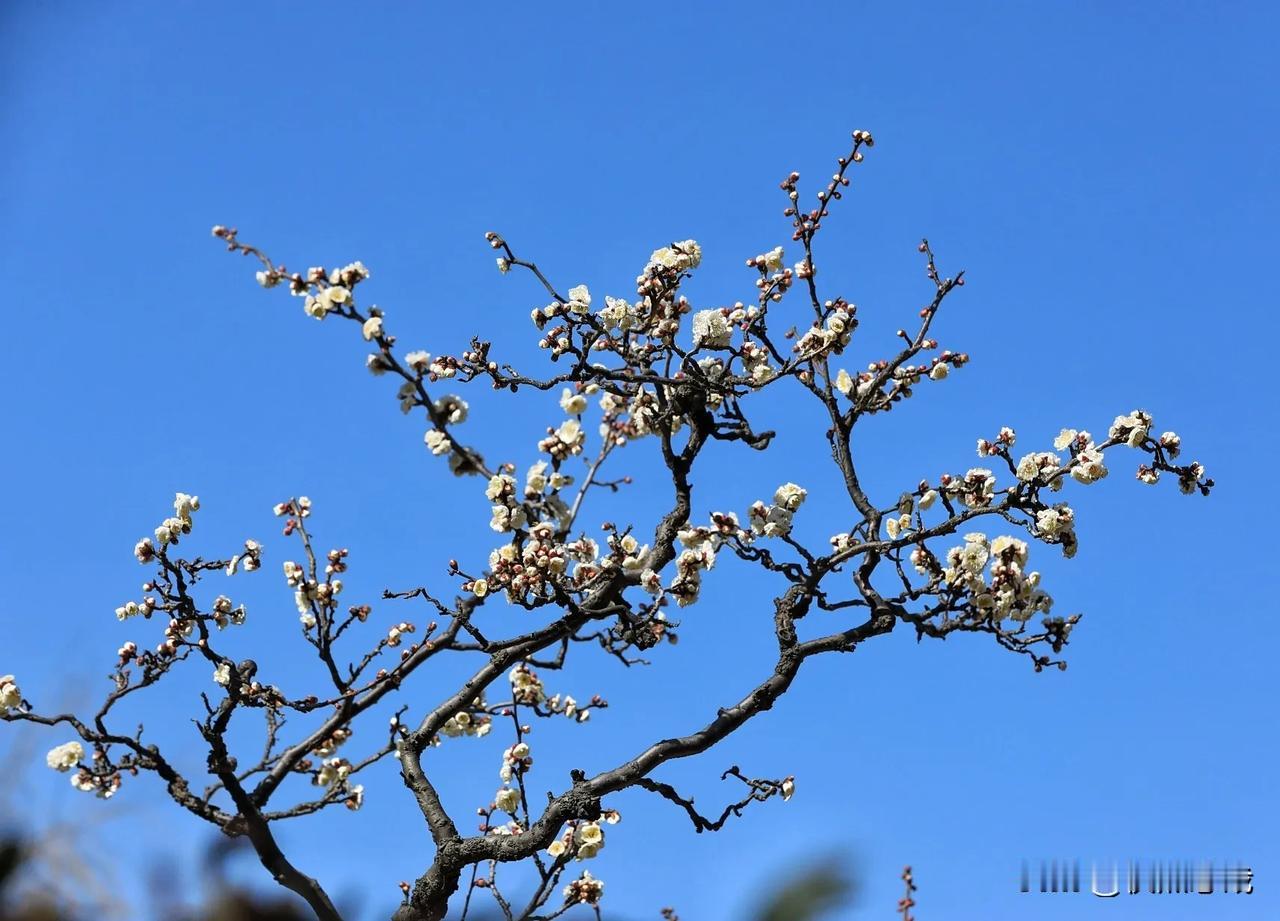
{"left": 0, "top": 675, "right": 20, "bottom": 711}
{"left": 1053, "top": 428, "right": 1079, "bottom": 451}
{"left": 424, "top": 430, "right": 450, "bottom": 455}
{"left": 133, "top": 538, "right": 155, "bottom": 564}
{"left": 567, "top": 284, "right": 592, "bottom": 313}
{"left": 560, "top": 388, "right": 588, "bottom": 415}
{"left": 495, "top": 786, "right": 521, "bottom": 813}
{"left": 563, "top": 870, "right": 605, "bottom": 905}
{"left": 1015, "top": 452, "right": 1061, "bottom": 485}
{"left": 426, "top": 395, "right": 467, "bottom": 426}
{"left": 1070, "top": 446, "right": 1108, "bottom": 484}
{"left": 1109, "top": 410, "right": 1152, "bottom": 448}
{"left": 834, "top": 368, "right": 854, "bottom": 396}
{"left": 46, "top": 742, "right": 84, "bottom": 773}
{"left": 490, "top": 504, "right": 528, "bottom": 533}
{"left": 773, "top": 483, "right": 807, "bottom": 512}
{"left": 691, "top": 309, "right": 732, "bottom": 348}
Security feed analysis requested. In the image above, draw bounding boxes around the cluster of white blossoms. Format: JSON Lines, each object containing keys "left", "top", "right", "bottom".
{"left": 482, "top": 524, "right": 598, "bottom": 603}
{"left": 72, "top": 769, "right": 120, "bottom": 799}
{"left": 690, "top": 307, "right": 735, "bottom": 348}
{"left": 740, "top": 340, "right": 776, "bottom": 384}
{"left": 134, "top": 537, "right": 155, "bottom": 564}
{"left": 211, "top": 594, "right": 247, "bottom": 628}
{"left": 597, "top": 295, "right": 635, "bottom": 334}
{"left": 1053, "top": 428, "right": 1109, "bottom": 485}
{"left": 494, "top": 785, "right": 521, "bottom": 814}
{"left": 361, "top": 313, "right": 384, "bottom": 342}
{"left": 509, "top": 664, "right": 544, "bottom": 706}
{"left": 605, "top": 532, "right": 649, "bottom": 582}
{"left": 656, "top": 512, "right": 744, "bottom": 607}
{"left": 283, "top": 558, "right": 343, "bottom": 629}
{"left": 794, "top": 301, "right": 856, "bottom": 359}
{"left": 432, "top": 394, "right": 469, "bottom": 425}
{"left": 1087, "top": 413, "right": 1194, "bottom": 490}
{"left": 976, "top": 426, "right": 1017, "bottom": 458}
{"left": 366, "top": 352, "right": 394, "bottom": 376}
{"left": 1016, "top": 451, "right": 1064, "bottom": 489}
{"left": 486, "top": 472, "right": 529, "bottom": 533}
{"left": 547, "top": 810, "right": 621, "bottom": 864}
{"left": 403, "top": 350, "right": 431, "bottom": 375}
{"left": 544, "top": 692, "right": 593, "bottom": 722}
{"left": 750, "top": 245, "right": 787, "bottom": 273}
{"left": 293, "top": 262, "right": 370, "bottom": 320}
{"left": 884, "top": 511, "right": 913, "bottom": 539}
{"left": 1108, "top": 410, "right": 1153, "bottom": 448}
{"left": 283, "top": 560, "right": 305, "bottom": 586}
{"left": 314, "top": 757, "right": 351, "bottom": 788}
{"left": 1175, "top": 460, "right": 1206, "bottom": 494}
{"left": 385, "top": 621, "right": 416, "bottom": 647}
{"left": 648, "top": 241, "right": 703, "bottom": 275}
{"left": 937, "top": 533, "right": 1052, "bottom": 623}
{"left": 436, "top": 702, "right": 493, "bottom": 741}
{"left": 488, "top": 819, "right": 525, "bottom": 838}
{"left": 499, "top": 741, "right": 531, "bottom": 783}
{"left": 538, "top": 240, "right": 703, "bottom": 349}
{"left": 273, "top": 496, "right": 312, "bottom": 519}
{"left": 0, "top": 675, "right": 21, "bottom": 711}
{"left": 525, "top": 459, "right": 574, "bottom": 499}
{"left": 310, "top": 757, "right": 366, "bottom": 811}
{"left": 559, "top": 386, "right": 588, "bottom": 415}
{"left": 944, "top": 468, "right": 997, "bottom": 508}
{"left": 572, "top": 821, "right": 605, "bottom": 859}
{"left": 43, "top": 737, "right": 117, "bottom": 798}
{"left": 115, "top": 596, "right": 156, "bottom": 622}
{"left": 225, "top": 538, "right": 263, "bottom": 576}
{"left": 504, "top": 665, "right": 593, "bottom": 721}
{"left": 1035, "top": 503, "right": 1078, "bottom": 557}
{"left": 562, "top": 871, "right": 605, "bottom": 906}
{"left": 834, "top": 347, "right": 969, "bottom": 412}
{"left": 424, "top": 429, "right": 450, "bottom": 456}
{"left": 534, "top": 283, "right": 594, "bottom": 330}
{"left": 997, "top": 412, "right": 1205, "bottom": 500}
{"left": 152, "top": 492, "right": 200, "bottom": 547}
{"left": 213, "top": 661, "right": 233, "bottom": 687}
{"left": 666, "top": 538, "right": 716, "bottom": 607}
{"left": 599, "top": 387, "right": 680, "bottom": 444}
{"left": 537, "top": 419, "right": 586, "bottom": 461}
{"left": 749, "top": 483, "right": 808, "bottom": 538}
{"left": 344, "top": 785, "right": 365, "bottom": 811}
{"left": 46, "top": 741, "right": 83, "bottom": 773}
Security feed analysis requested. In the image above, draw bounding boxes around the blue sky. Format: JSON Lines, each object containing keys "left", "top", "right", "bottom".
{"left": 1, "top": 2, "right": 1277, "bottom": 920}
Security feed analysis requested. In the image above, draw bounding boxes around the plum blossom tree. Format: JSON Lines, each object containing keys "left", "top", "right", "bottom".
{"left": 0, "top": 130, "right": 1212, "bottom": 921}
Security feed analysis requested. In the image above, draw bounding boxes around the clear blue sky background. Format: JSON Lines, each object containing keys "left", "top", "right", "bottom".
{"left": 2, "top": 3, "right": 1276, "bottom": 920}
